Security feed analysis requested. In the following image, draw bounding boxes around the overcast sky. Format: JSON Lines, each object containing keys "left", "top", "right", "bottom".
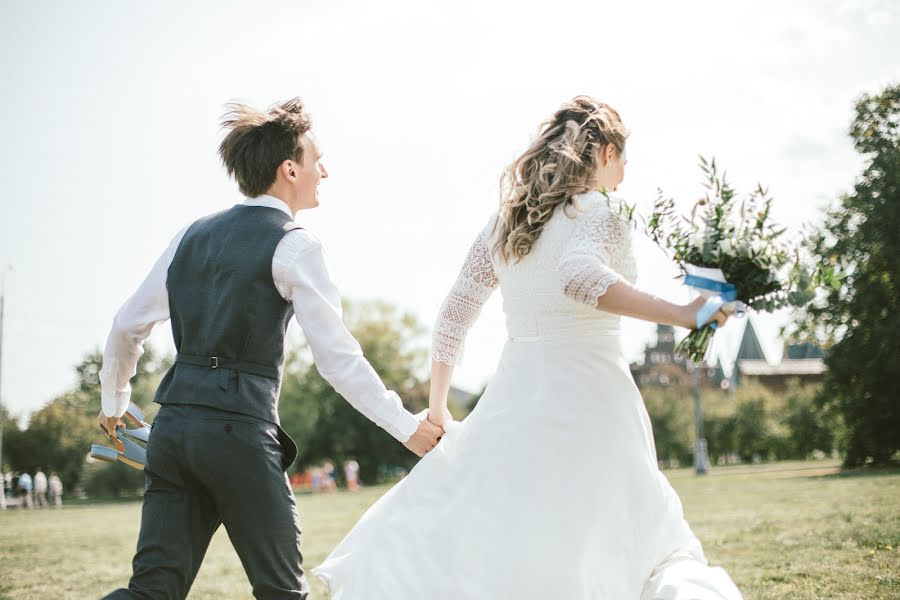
{"left": 1, "top": 0, "right": 897, "bottom": 420}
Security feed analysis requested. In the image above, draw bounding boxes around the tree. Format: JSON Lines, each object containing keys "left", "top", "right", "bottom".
{"left": 700, "top": 381, "right": 794, "bottom": 464}
{"left": 781, "top": 379, "right": 836, "bottom": 459}
{"left": 642, "top": 385, "right": 695, "bottom": 466}
{"left": 4, "top": 345, "right": 170, "bottom": 496}
{"left": 788, "top": 83, "right": 900, "bottom": 466}
{"left": 279, "top": 300, "right": 430, "bottom": 483}
{"left": 18, "top": 390, "right": 97, "bottom": 492}
{"left": 1, "top": 404, "right": 24, "bottom": 473}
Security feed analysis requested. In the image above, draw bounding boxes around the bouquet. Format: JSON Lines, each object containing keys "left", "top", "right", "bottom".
{"left": 645, "top": 156, "right": 810, "bottom": 364}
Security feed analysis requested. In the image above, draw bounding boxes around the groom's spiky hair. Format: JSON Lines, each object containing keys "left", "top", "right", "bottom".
{"left": 218, "top": 97, "right": 312, "bottom": 197}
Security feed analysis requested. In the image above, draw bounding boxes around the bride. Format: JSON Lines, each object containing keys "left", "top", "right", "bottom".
{"left": 312, "top": 96, "right": 743, "bottom": 599}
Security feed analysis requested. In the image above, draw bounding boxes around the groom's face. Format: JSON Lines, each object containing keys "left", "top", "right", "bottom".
{"left": 293, "top": 133, "right": 328, "bottom": 210}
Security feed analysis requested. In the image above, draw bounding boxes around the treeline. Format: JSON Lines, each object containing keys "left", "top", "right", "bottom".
{"left": 643, "top": 380, "right": 836, "bottom": 468}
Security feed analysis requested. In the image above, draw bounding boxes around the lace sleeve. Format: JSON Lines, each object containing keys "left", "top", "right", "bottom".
{"left": 432, "top": 216, "right": 500, "bottom": 365}
{"left": 558, "top": 194, "right": 633, "bottom": 307}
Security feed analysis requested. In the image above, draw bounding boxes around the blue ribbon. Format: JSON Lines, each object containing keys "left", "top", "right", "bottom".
{"left": 683, "top": 274, "right": 741, "bottom": 329}
{"left": 683, "top": 274, "right": 738, "bottom": 301}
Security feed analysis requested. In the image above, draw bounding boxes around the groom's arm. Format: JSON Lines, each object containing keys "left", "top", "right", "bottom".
{"left": 273, "top": 231, "right": 421, "bottom": 443}
{"left": 98, "top": 225, "right": 189, "bottom": 420}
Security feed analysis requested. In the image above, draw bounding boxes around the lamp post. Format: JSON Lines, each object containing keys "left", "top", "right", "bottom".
{"left": 689, "top": 358, "right": 711, "bottom": 475}
{"left": 0, "top": 265, "right": 10, "bottom": 509}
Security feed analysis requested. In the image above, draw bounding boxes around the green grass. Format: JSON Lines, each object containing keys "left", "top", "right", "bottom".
{"left": 0, "top": 459, "right": 897, "bottom": 599}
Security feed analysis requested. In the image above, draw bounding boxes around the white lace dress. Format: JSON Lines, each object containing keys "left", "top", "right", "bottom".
{"left": 312, "top": 191, "right": 743, "bottom": 599}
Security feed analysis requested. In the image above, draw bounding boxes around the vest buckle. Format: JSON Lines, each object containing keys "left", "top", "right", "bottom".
{"left": 210, "top": 356, "right": 218, "bottom": 369}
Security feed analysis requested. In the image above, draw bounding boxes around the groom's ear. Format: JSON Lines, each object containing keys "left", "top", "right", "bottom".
{"left": 280, "top": 159, "right": 297, "bottom": 182}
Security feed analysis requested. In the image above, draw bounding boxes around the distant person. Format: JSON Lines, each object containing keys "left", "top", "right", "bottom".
{"left": 322, "top": 462, "right": 337, "bottom": 492}
{"left": 344, "top": 460, "right": 360, "bottom": 492}
{"left": 34, "top": 468, "right": 48, "bottom": 508}
{"left": 48, "top": 472, "right": 63, "bottom": 509}
{"left": 18, "top": 471, "right": 33, "bottom": 509}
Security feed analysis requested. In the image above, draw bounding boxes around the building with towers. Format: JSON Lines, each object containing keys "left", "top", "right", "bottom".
{"left": 630, "top": 318, "right": 826, "bottom": 392}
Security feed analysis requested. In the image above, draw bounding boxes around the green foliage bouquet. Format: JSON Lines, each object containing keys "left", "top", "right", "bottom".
{"left": 646, "top": 157, "right": 814, "bottom": 363}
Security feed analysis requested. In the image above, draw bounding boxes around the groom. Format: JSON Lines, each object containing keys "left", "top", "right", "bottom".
{"left": 98, "top": 97, "right": 444, "bottom": 599}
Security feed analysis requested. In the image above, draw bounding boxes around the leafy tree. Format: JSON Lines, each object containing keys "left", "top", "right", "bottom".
{"left": 82, "top": 456, "right": 145, "bottom": 499}
{"left": 279, "top": 300, "right": 430, "bottom": 483}
{"left": 5, "top": 345, "right": 169, "bottom": 495}
{"left": 781, "top": 379, "right": 836, "bottom": 459}
{"left": 642, "top": 385, "right": 695, "bottom": 466}
{"left": 1, "top": 404, "right": 25, "bottom": 474}
{"left": 18, "top": 390, "right": 96, "bottom": 492}
{"left": 787, "top": 83, "right": 900, "bottom": 466}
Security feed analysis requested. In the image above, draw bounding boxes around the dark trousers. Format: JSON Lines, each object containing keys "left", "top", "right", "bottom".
{"left": 103, "top": 404, "right": 309, "bottom": 600}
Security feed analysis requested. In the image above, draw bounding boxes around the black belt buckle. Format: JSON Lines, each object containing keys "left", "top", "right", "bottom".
{"left": 210, "top": 356, "right": 218, "bottom": 369}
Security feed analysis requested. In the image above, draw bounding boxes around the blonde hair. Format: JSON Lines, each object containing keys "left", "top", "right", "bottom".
{"left": 494, "top": 96, "right": 628, "bottom": 263}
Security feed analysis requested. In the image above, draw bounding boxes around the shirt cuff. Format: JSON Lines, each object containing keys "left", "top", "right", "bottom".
{"left": 378, "top": 392, "right": 421, "bottom": 443}
{"left": 100, "top": 388, "right": 130, "bottom": 418}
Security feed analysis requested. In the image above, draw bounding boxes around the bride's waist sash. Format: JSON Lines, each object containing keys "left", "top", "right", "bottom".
{"left": 506, "top": 316, "right": 621, "bottom": 342}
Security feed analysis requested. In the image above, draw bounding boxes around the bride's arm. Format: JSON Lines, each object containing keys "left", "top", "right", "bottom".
{"left": 558, "top": 200, "right": 698, "bottom": 328}
{"left": 429, "top": 360, "right": 455, "bottom": 426}
{"left": 591, "top": 279, "right": 693, "bottom": 328}
{"left": 429, "top": 216, "right": 500, "bottom": 425}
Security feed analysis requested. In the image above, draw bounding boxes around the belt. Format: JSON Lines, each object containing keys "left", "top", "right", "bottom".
{"left": 175, "top": 353, "right": 279, "bottom": 379}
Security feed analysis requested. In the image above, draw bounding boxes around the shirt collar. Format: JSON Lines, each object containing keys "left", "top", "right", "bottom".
{"left": 241, "top": 195, "right": 294, "bottom": 219}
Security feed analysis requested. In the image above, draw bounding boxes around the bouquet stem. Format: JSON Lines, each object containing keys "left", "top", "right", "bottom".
{"left": 674, "top": 324, "right": 717, "bottom": 364}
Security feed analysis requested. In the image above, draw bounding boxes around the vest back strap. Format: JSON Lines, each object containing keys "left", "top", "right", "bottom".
{"left": 175, "top": 353, "right": 279, "bottom": 379}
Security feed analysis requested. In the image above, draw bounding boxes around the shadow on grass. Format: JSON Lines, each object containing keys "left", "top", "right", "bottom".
{"left": 815, "top": 463, "right": 900, "bottom": 480}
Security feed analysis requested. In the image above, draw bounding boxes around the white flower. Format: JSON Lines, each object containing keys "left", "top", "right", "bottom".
{"left": 717, "top": 238, "right": 734, "bottom": 256}
{"left": 690, "top": 230, "right": 706, "bottom": 249}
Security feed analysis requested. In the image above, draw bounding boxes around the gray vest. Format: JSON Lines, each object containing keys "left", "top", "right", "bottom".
{"left": 154, "top": 204, "right": 301, "bottom": 431}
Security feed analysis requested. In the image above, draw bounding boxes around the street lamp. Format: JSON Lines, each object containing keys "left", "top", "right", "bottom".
{"left": 0, "top": 264, "right": 12, "bottom": 510}
{"left": 688, "top": 357, "right": 711, "bottom": 475}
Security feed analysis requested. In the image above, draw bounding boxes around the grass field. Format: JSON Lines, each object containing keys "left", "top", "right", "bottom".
{"left": 1, "top": 459, "right": 897, "bottom": 599}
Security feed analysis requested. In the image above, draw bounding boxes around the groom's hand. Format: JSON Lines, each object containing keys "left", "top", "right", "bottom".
{"left": 403, "top": 412, "right": 444, "bottom": 457}
{"left": 97, "top": 410, "right": 124, "bottom": 438}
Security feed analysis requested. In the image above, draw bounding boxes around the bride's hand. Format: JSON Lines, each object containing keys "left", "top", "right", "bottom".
{"left": 680, "top": 297, "right": 731, "bottom": 330}
{"left": 427, "top": 408, "right": 453, "bottom": 428}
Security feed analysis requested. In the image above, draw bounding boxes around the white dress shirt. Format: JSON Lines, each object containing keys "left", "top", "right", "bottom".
{"left": 98, "top": 195, "right": 420, "bottom": 443}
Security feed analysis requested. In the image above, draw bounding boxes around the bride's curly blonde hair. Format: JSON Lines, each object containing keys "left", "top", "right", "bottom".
{"left": 494, "top": 96, "right": 629, "bottom": 263}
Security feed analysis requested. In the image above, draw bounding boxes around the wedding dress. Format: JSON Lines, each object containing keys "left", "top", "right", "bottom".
{"left": 312, "top": 191, "right": 743, "bottom": 599}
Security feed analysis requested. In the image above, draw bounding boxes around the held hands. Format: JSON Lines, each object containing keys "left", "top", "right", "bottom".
{"left": 402, "top": 409, "right": 446, "bottom": 457}
{"left": 426, "top": 407, "right": 454, "bottom": 429}
{"left": 681, "top": 296, "right": 732, "bottom": 330}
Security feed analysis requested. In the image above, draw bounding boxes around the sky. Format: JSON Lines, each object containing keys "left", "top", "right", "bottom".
{"left": 0, "top": 0, "right": 897, "bottom": 420}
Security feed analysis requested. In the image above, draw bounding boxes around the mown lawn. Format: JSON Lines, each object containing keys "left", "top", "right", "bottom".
{"left": 0, "top": 459, "right": 897, "bottom": 599}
